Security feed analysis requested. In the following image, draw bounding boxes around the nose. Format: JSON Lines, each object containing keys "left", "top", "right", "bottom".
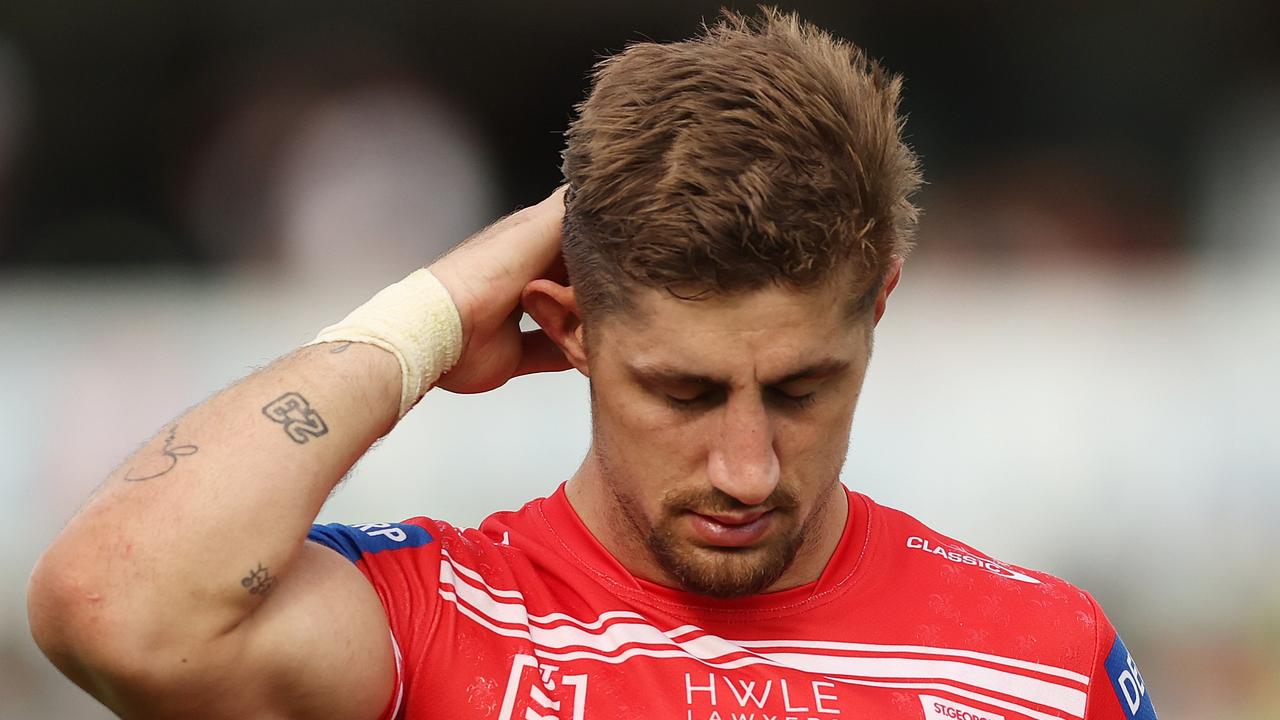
{"left": 706, "top": 393, "right": 780, "bottom": 507}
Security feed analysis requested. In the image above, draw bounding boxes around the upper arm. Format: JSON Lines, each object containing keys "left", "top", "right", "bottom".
{"left": 122, "top": 542, "right": 398, "bottom": 720}
{"left": 240, "top": 541, "right": 398, "bottom": 719}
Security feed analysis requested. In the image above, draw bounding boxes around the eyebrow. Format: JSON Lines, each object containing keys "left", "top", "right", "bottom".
{"left": 627, "top": 358, "right": 850, "bottom": 389}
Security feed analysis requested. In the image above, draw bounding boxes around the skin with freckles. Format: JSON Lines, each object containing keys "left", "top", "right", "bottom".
{"left": 525, "top": 264, "right": 900, "bottom": 598}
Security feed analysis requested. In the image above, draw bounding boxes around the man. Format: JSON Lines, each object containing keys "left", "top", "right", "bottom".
{"left": 28, "top": 9, "right": 1157, "bottom": 720}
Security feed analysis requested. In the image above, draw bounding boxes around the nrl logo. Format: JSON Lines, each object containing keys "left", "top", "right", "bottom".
{"left": 499, "top": 655, "right": 588, "bottom": 720}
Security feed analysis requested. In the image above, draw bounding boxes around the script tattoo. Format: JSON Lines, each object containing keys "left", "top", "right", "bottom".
{"left": 329, "top": 342, "right": 352, "bottom": 353}
{"left": 124, "top": 424, "right": 199, "bottom": 482}
{"left": 261, "top": 392, "right": 329, "bottom": 444}
{"left": 241, "top": 563, "right": 277, "bottom": 596}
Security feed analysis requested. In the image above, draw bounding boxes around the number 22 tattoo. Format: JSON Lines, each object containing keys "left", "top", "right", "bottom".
{"left": 261, "top": 392, "right": 329, "bottom": 444}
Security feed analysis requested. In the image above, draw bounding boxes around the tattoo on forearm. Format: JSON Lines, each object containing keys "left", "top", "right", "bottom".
{"left": 241, "top": 563, "right": 277, "bottom": 596}
{"left": 124, "top": 424, "right": 199, "bottom": 482}
{"left": 262, "top": 392, "right": 329, "bottom": 444}
{"left": 329, "top": 341, "right": 353, "bottom": 353}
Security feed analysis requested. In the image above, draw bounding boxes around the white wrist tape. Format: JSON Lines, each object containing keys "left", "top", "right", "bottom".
{"left": 306, "top": 268, "right": 463, "bottom": 419}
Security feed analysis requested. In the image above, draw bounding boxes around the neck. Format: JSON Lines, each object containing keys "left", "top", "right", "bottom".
{"left": 564, "top": 449, "right": 850, "bottom": 594}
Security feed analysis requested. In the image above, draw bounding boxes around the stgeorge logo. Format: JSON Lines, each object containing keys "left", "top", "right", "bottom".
{"left": 1104, "top": 636, "right": 1157, "bottom": 719}
{"left": 906, "top": 536, "right": 1041, "bottom": 584}
{"left": 919, "top": 694, "right": 1005, "bottom": 720}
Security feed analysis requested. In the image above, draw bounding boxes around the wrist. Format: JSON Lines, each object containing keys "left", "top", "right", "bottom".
{"left": 305, "top": 269, "right": 463, "bottom": 419}
{"left": 424, "top": 265, "right": 475, "bottom": 354}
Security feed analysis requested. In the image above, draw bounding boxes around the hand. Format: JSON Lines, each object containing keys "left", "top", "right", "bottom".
{"left": 428, "top": 187, "right": 575, "bottom": 394}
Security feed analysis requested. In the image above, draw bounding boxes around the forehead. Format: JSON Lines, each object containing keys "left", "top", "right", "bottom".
{"left": 590, "top": 280, "right": 869, "bottom": 378}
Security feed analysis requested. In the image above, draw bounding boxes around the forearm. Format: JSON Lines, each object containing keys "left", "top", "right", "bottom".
{"left": 30, "top": 341, "right": 401, "bottom": 659}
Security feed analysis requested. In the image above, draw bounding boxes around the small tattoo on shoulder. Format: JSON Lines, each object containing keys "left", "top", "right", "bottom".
{"left": 124, "top": 424, "right": 199, "bottom": 482}
{"left": 262, "top": 392, "right": 329, "bottom": 444}
{"left": 329, "top": 342, "right": 353, "bottom": 353}
{"left": 241, "top": 563, "right": 277, "bottom": 596}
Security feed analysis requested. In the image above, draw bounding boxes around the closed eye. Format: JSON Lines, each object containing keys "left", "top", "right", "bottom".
{"left": 665, "top": 387, "right": 817, "bottom": 410}
{"left": 767, "top": 387, "right": 817, "bottom": 409}
{"left": 665, "top": 391, "right": 720, "bottom": 410}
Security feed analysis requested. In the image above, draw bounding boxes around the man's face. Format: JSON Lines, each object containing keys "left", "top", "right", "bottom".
{"left": 583, "top": 278, "right": 874, "bottom": 598}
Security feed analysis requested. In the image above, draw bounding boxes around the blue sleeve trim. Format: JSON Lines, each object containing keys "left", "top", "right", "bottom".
{"left": 307, "top": 522, "right": 435, "bottom": 563}
{"left": 1104, "top": 635, "right": 1159, "bottom": 719}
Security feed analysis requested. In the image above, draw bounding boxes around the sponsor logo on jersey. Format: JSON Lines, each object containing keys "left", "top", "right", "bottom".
{"left": 905, "top": 536, "right": 1041, "bottom": 584}
{"left": 918, "top": 694, "right": 1005, "bottom": 720}
{"left": 307, "top": 521, "right": 434, "bottom": 562}
{"left": 682, "top": 671, "right": 845, "bottom": 720}
{"left": 1104, "top": 636, "right": 1157, "bottom": 720}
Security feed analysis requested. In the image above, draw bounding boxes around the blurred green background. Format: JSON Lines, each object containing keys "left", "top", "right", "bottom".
{"left": 1, "top": 1, "right": 1278, "bottom": 717}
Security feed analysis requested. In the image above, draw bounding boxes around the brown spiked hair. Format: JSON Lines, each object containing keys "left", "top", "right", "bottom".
{"left": 560, "top": 7, "right": 922, "bottom": 320}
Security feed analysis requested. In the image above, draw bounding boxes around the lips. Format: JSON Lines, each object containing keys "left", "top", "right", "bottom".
{"left": 688, "top": 509, "right": 775, "bottom": 547}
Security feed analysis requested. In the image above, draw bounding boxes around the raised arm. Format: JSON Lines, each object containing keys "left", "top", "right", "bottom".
{"left": 26, "top": 188, "right": 571, "bottom": 719}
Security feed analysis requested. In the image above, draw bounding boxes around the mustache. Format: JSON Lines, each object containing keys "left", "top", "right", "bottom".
{"left": 662, "top": 486, "right": 800, "bottom": 514}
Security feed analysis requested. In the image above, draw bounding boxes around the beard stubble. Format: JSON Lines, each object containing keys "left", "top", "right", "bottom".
{"left": 617, "top": 482, "right": 820, "bottom": 599}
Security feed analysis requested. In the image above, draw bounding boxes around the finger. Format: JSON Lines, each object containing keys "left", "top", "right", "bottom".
{"left": 512, "top": 329, "right": 574, "bottom": 377}
{"left": 448, "top": 186, "right": 564, "bottom": 258}
{"left": 502, "top": 189, "right": 567, "bottom": 283}
{"left": 531, "top": 189, "right": 569, "bottom": 283}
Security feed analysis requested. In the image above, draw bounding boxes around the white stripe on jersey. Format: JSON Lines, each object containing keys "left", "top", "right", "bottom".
{"left": 828, "top": 677, "right": 1068, "bottom": 720}
{"left": 387, "top": 630, "right": 404, "bottom": 720}
{"left": 737, "top": 639, "right": 1089, "bottom": 684}
{"left": 435, "top": 553, "right": 1089, "bottom": 719}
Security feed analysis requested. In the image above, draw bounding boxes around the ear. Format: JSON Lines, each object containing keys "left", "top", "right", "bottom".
{"left": 873, "top": 258, "right": 904, "bottom": 326}
{"left": 522, "top": 279, "right": 590, "bottom": 376}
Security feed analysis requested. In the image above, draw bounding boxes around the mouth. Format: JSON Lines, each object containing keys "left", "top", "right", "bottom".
{"left": 687, "top": 509, "right": 775, "bottom": 548}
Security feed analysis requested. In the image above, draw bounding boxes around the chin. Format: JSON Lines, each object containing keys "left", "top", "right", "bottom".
{"left": 648, "top": 532, "right": 802, "bottom": 599}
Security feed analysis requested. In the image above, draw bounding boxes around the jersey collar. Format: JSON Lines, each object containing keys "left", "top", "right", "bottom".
{"left": 536, "top": 482, "right": 877, "bottom": 619}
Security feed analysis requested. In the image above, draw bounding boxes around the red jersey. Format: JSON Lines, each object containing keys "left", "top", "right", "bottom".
{"left": 308, "top": 485, "right": 1158, "bottom": 720}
